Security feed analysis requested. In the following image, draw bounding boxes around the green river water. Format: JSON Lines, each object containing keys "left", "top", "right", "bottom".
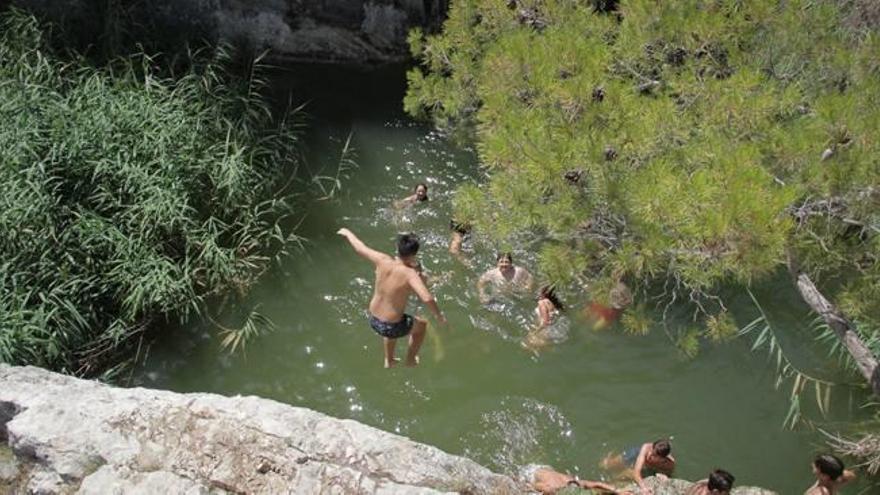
{"left": 137, "top": 65, "right": 873, "bottom": 494}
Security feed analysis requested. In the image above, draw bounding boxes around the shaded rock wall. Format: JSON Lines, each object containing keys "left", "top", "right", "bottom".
{"left": 8, "top": 0, "right": 448, "bottom": 63}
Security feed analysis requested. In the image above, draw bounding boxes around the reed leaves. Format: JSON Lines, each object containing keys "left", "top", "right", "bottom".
{"left": 0, "top": 10, "right": 302, "bottom": 376}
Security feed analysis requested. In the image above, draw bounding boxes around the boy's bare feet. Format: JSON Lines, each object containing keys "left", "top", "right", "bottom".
{"left": 384, "top": 357, "right": 400, "bottom": 368}
{"left": 404, "top": 355, "right": 420, "bottom": 367}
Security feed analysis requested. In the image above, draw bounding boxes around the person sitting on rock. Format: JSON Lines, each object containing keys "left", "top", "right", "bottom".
{"left": 686, "top": 469, "right": 735, "bottom": 495}
{"left": 805, "top": 454, "right": 855, "bottom": 495}
{"left": 521, "top": 464, "right": 632, "bottom": 494}
{"left": 602, "top": 439, "right": 675, "bottom": 495}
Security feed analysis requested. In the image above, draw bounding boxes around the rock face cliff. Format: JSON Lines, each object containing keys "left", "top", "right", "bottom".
{"left": 0, "top": 365, "right": 778, "bottom": 494}
{"left": 9, "top": 0, "right": 448, "bottom": 63}
{"left": 0, "top": 365, "right": 518, "bottom": 494}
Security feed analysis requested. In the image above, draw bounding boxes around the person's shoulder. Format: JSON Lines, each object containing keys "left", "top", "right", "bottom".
{"left": 803, "top": 485, "right": 826, "bottom": 495}
{"left": 685, "top": 481, "right": 707, "bottom": 495}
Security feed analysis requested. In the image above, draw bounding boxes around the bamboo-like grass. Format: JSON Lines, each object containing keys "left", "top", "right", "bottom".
{"left": 0, "top": 10, "right": 302, "bottom": 377}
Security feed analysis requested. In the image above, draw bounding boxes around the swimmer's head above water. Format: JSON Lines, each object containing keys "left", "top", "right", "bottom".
{"left": 496, "top": 252, "right": 513, "bottom": 268}
{"left": 414, "top": 183, "right": 428, "bottom": 202}
{"left": 538, "top": 285, "right": 564, "bottom": 311}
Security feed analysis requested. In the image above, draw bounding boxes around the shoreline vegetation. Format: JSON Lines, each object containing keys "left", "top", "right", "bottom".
{"left": 405, "top": 0, "right": 880, "bottom": 480}
{"left": 0, "top": 10, "right": 303, "bottom": 378}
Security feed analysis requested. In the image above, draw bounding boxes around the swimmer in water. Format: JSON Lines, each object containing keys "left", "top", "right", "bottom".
{"left": 448, "top": 219, "right": 471, "bottom": 255}
{"left": 585, "top": 281, "right": 632, "bottom": 330}
{"left": 602, "top": 439, "right": 675, "bottom": 495}
{"left": 477, "top": 252, "right": 533, "bottom": 304}
{"left": 521, "top": 464, "right": 632, "bottom": 494}
{"left": 535, "top": 285, "right": 564, "bottom": 328}
{"left": 337, "top": 228, "right": 447, "bottom": 368}
{"left": 686, "top": 469, "right": 735, "bottom": 495}
{"left": 395, "top": 182, "right": 429, "bottom": 208}
{"left": 524, "top": 285, "right": 565, "bottom": 351}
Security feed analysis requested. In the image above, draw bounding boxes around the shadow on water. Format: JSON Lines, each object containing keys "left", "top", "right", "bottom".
{"left": 137, "top": 63, "right": 873, "bottom": 494}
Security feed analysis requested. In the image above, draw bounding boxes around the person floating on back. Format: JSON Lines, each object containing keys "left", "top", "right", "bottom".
{"left": 805, "top": 454, "right": 855, "bottom": 495}
{"left": 337, "top": 228, "right": 447, "bottom": 367}
{"left": 395, "top": 182, "right": 429, "bottom": 208}
{"left": 686, "top": 469, "right": 735, "bottom": 495}
{"left": 477, "top": 252, "right": 534, "bottom": 303}
{"left": 602, "top": 439, "right": 675, "bottom": 495}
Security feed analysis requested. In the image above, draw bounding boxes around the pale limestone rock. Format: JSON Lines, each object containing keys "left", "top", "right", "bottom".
{"left": 0, "top": 365, "right": 518, "bottom": 494}
{"left": 0, "top": 365, "right": 779, "bottom": 495}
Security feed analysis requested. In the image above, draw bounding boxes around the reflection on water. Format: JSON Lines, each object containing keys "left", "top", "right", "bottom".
{"left": 137, "top": 64, "right": 872, "bottom": 494}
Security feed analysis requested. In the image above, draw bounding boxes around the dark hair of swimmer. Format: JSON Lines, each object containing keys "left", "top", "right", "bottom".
{"left": 496, "top": 252, "right": 513, "bottom": 263}
{"left": 652, "top": 439, "right": 671, "bottom": 457}
{"left": 707, "top": 469, "right": 735, "bottom": 492}
{"left": 414, "top": 183, "right": 428, "bottom": 201}
{"left": 397, "top": 233, "right": 420, "bottom": 258}
{"left": 538, "top": 285, "right": 564, "bottom": 311}
{"left": 814, "top": 454, "right": 845, "bottom": 480}
{"left": 450, "top": 219, "right": 471, "bottom": 235}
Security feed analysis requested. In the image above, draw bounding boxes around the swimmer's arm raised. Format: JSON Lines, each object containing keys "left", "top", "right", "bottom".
{"left": 409, "top": 271, "right": 447, "bottom": 325}
{"left": 337, "top": 228, "right": 389, "bottom": 265}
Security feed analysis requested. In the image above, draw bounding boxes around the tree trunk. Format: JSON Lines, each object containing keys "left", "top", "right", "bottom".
{"left": 787, "top": 254, "right": 880, "bottom": 396}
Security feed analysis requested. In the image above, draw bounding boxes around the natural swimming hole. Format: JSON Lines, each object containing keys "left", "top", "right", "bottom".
{"left": 136, "top": 64, "right": 871, "bottom": 494}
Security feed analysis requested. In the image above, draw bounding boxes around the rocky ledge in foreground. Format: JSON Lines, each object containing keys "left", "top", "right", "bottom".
{"left": 0, "top": 365, "right": 776, "bottom": 494}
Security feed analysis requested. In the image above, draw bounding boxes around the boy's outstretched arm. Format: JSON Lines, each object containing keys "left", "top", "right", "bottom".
{"left": 337, "top": 228, "right": 389, "bottom": 265}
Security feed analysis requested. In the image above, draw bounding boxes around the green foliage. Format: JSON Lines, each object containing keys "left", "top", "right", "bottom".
{"left": 406, "top": 0, "right": 879, "bottom": 357}
{"left": 620, "top": 303, "right": 651, "bottom": 336}
{"left": 703, "top": 311, "right": 737, "bottom": 343}
{"left": 0, "top": 11, "right": 302, "bottom": 375}
{"left": 217, "top": 308, "right": 276, "bottom": 355}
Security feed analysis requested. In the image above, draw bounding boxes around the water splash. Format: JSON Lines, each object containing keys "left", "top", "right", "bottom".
{"left": 461, "top": 396, "right": 575, "bottom": 476}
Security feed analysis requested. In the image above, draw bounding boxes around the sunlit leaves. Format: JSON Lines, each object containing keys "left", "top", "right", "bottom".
{"left": 406, "top": 0, "right": 880, "bottom": 354}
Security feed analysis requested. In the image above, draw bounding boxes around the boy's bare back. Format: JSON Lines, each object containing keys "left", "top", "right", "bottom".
{"left": 370, "top": 257, "right": 424, "bottom": 322}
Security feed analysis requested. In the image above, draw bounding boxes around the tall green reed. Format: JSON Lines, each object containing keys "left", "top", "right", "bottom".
{"left": 0, "top": 10, "right": 302, "bottom": 378}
